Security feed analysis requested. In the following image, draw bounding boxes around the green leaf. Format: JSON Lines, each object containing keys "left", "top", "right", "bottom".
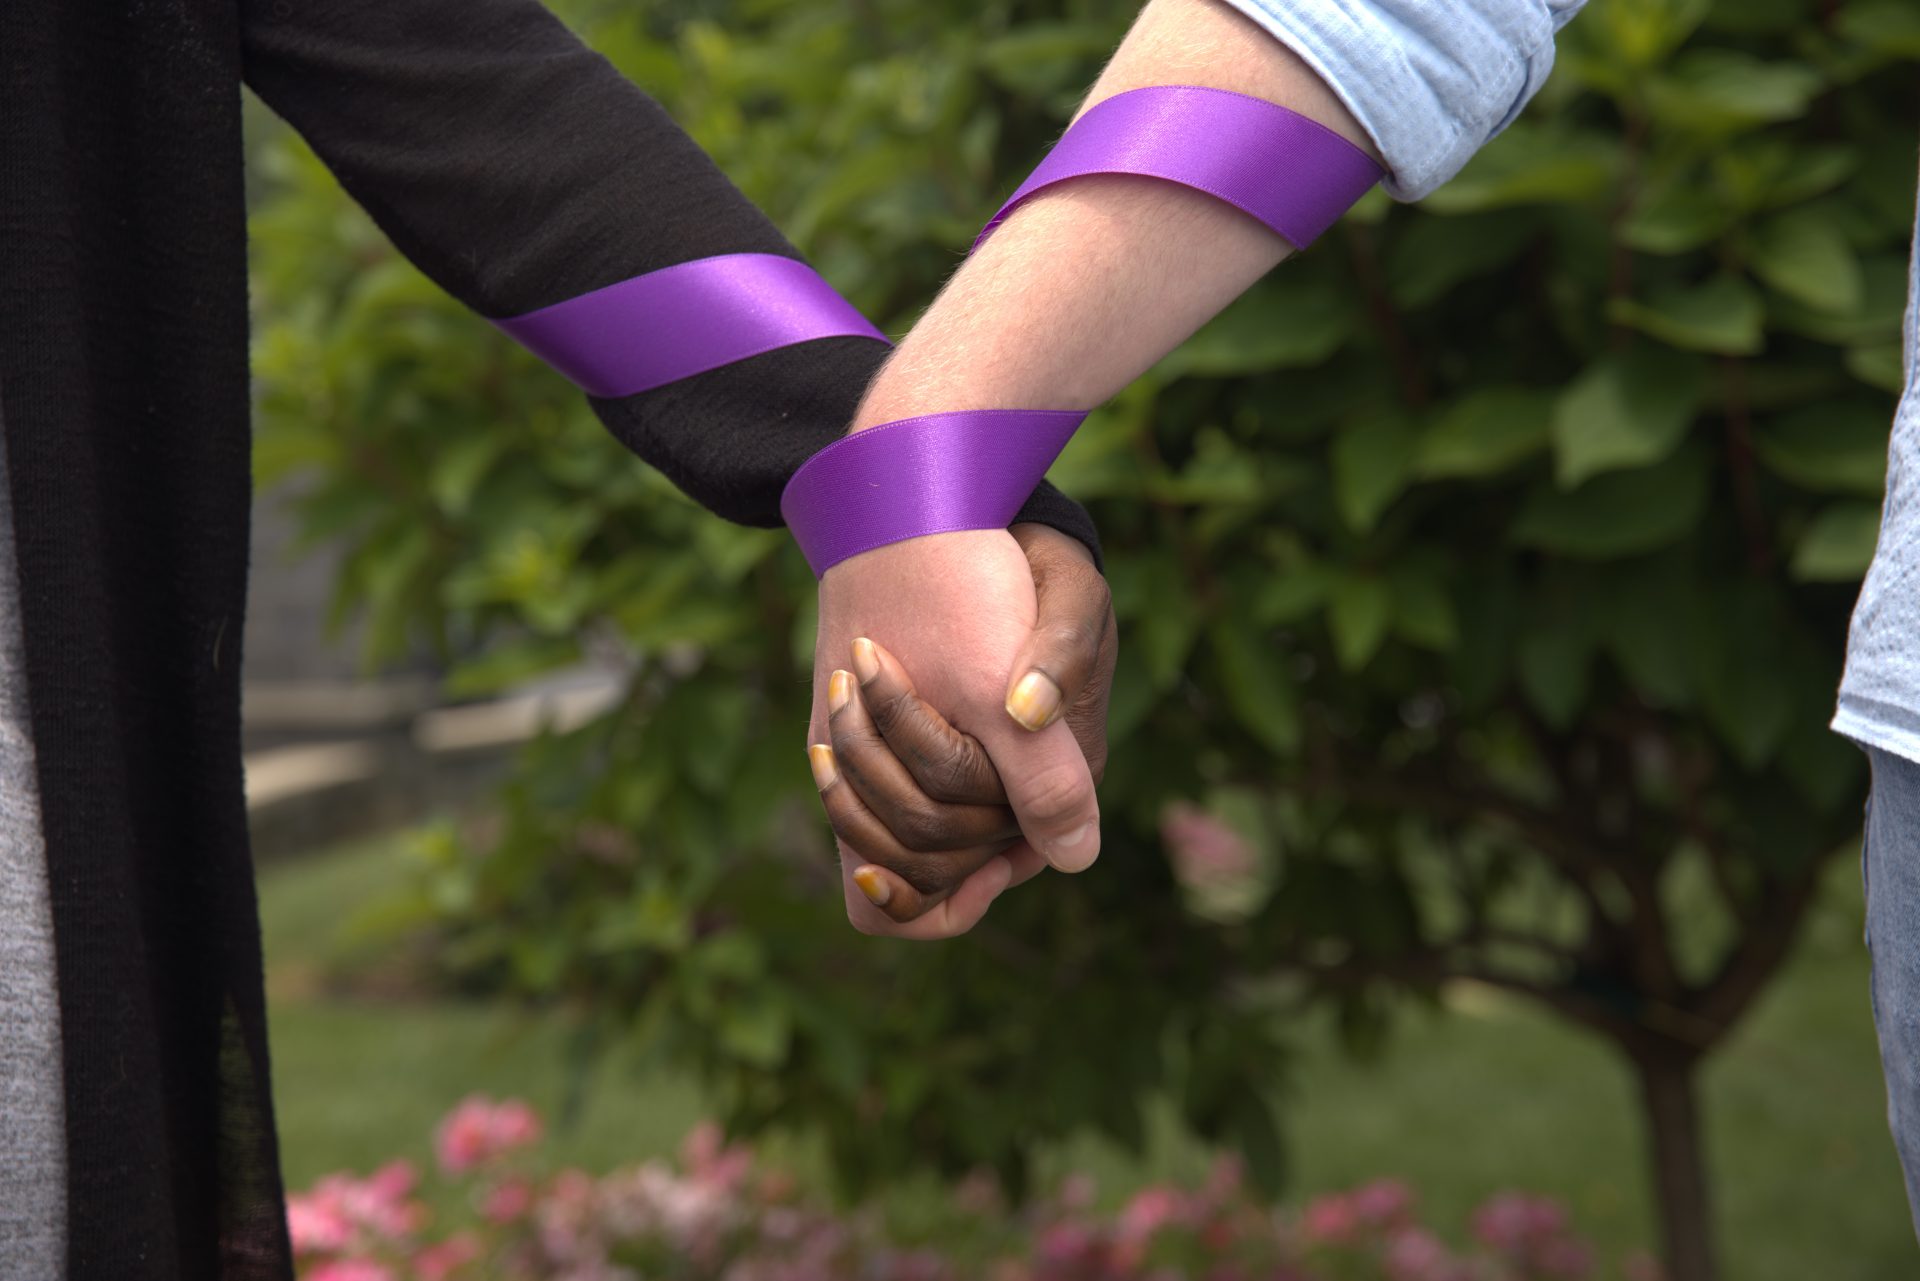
{"left": 1518, "top": 619, "right": 1593, "bottom": 729}
{"left": 1601, "top": 576, "right": 1692, "bottom": 706}
{"left": 1159, "top": 281, "right": 1357, "bottom": 379}
{"left": 977, "top": 24, "right": 1109, "bottom": 96}
{"left": 1608, "top": 275, "right": 1765, "bottom": 355}
{"left": 1770, "top": 256, "right": 1907, "bottom": 346}
{"left": 1752, "top": 208, "right": 1863, "bottom": 314}
{"left": 1512, "top": 448, "right": 1710, "bottom": 558}
{"left": 1791, "top": 503, "right": 1882, "bottom": 581}
{"left": 1385, "top": 210, "right": 1538, "bottom": 307}
{"left": 1328, "top": 575, "right": 1392, "bottom": 671}
{"left": 1415, "top": 388, "right": 1556, "bottom": 480}
{"left": 1551, "top": 347, "right": 1705, "bottom": 487}
{"left": 1840, "top": 1, "right": 1920, "bottom": 59}
{"left": 1331, "top": 413, "right": 1416, "bottom": 532}
{"left": 1685, "top": 585, "right": 1797, "bottom": 767}
{"left": 1755, "top": 403, "right": 1891, "bottom": 494}
{"left": 1148, "top": 428, "right": 1266, "bottom": 505}
{"left": 719, "top": 990, "right": 792, "bottom": 1068}
{"left": 1846, "top": 343, "right": 1907, "bottom": 395}
{"left": 1110, "top": 553, "right": 1200, "bottom": 689}
{"left": 1390, "top": 567, "right": 1458, "bottom": 651}
{"left": 1420, "top": 123, "right": 1618, "bottom": 214}
{"left": 1621, "top": 177, "right": 1731, "bottom": 255}
{"left": 1646, "top": 50, "right": 1821, "bottom": 137}
{"left": 1579, "top": 0, "right": 1710, "bottom": 73}
{"left": 1209, "top": 619, "right": 1300, "bottom": 754}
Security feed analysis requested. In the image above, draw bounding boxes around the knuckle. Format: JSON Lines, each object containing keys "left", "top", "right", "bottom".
{"left": 861, "top": 686, "right": 913, "bottom": 737}
{"left": 1041, "top": 618, "right": 1104, "bottom": 669}
{"left": 915, "top": 736, "right": 984, "bottom": 805}
{"left": 1018, "top": 762, "right": 1092, "bottom": 827}
{"left": 894, "top": 805, "right": 954, "bottom": 854}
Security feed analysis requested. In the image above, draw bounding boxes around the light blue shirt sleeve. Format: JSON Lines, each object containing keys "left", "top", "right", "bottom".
{"left": 1216, "top": 0, "right": 1587, "bottom": 201}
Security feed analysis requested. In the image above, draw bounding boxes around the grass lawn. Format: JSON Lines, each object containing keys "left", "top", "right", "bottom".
{"left": 262, "top": 832, "right": 1914, "bottom": 1278}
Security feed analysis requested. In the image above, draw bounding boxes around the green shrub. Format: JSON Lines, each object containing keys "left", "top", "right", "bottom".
{"left": 249, "top": 2, "right": 1918, "bottom": 1276}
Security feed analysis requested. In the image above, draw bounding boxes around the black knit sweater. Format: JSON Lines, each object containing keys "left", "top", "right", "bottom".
{"left": 0, "top": 2, "right": 1097, "bottom": 1277}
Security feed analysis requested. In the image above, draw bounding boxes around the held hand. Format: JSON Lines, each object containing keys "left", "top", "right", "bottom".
{"left": 806, "top": 525, "right": 1114, "bottom": 937}
{"left": 823, "top": 524, "right": 1115, "bottom": 922}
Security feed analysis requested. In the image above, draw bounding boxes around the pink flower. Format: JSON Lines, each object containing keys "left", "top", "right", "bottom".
{"left": 1383, "top": 1226, "right": 1461, "bottom": 1281}
{"left": 1161, "top": 802, "right": 1257, "bottom": 891}
{"left": 366, "top": 1160, "right": 418, "bottom": 1204}
{"left": 1534, "top": 1234, "right": 1597, "bottom": 1280}
{"left": 953, "top": 1167, "right": 1006, "bottom": 1216}
{"left": 481, "top": 1176, "right": 534, "bottom": 1224}
{"left": 412, "top": 1232, "right": 481, "bottom": 1281}
{"left": 1301, "top": 1192, "right": 1360, "bottom": 1244}
{"left": 1202, "top": 1154, "right": 1244, "bottom": 1204}
{"left": 1056, "top": 1172, "right": 1097, "bottom": 1212}
{"left": 1471, "top": 1192, "right": 1568, "bottom": 1253}
{"left": 434, "top": 1095, "right": 542, "bottom": 1173}
{"left": 1118, "top": 1183, "right": 1188, "bottom": 1242}
{"left": 287, "top": 1192, "right": 354, "bottom": 1257}
{"left": 1036, "top": 1221, "right": 1099, "bottom": 1266}
{"left": 307, "top": 1260, "right": 396, "bottom": 1281}
{"left": 1351, "top": 1178, "right": 1415, "bottom": 1229}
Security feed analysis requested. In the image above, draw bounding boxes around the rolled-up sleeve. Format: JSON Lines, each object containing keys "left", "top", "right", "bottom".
{"left": 1217, "top": 0, "right": 1586, "bottom": 201}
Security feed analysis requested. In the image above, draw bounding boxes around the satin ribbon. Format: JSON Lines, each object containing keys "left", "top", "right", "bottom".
{"left": 780, "top": 410, "right": 1087, "bottom": 576}
{"left": 494, "top": 252, "right": 887, "bottom": 399}
{"left": 976, "top": 85, "right": 1383, "bottom": 252}
{"left": 783, "top": 86, "right": 1383, "bottom": 577}
{"left": 487, "top": 90, "right": 1379, "bottom": 575}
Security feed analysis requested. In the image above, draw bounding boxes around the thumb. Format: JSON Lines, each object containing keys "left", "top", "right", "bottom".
{"left": 978, "top": 717, "right": 1102, "bottom": 873}
{"left": 1004, "top": 523, "right": 1112, "bottom": 734}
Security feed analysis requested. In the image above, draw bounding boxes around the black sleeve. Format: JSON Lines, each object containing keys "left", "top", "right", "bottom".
{"left": 238, "top": 0, "right": 1100, "bottom": 565}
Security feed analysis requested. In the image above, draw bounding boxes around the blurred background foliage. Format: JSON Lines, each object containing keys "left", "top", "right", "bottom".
{"left": 248, "top": 0, "right": 1919, "bottom": 1277}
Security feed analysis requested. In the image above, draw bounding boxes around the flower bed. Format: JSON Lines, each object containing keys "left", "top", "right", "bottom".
{"left": 289, "top": 1097, "right": 1658, "bottom": 1281}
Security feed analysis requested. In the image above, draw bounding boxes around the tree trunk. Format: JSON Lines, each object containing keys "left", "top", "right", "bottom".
{"left": 1633, "top": 1050, "right": 1717, "bottom": 1281}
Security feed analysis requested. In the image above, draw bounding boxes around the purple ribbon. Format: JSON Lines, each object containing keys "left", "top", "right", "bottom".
{"left": 976, "top": 85, "right": 1383, "bottom": 253}
{"left": 780, "top": 410, "right": 1087, "bottom": 576}
{"left": 783, "top": 86, "right": 1383, "bottom": 576}
{"left": 487, "top": 89, "right": 1382, "bottom": 575}
{"left": 494, "top": 253, "right": 887, "bottom": 399}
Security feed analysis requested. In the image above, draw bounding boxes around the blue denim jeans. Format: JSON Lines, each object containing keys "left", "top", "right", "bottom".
{"left": 1865, "top": 745, "right": 1920, "bottom": 1238}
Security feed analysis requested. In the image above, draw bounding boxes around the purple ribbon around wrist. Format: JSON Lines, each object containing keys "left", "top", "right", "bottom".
{"left": 779, "top": 410, "right": 1088, "bottom": 577}
{"left": 491, "top": 87, "right": 1380, "bottom": 576}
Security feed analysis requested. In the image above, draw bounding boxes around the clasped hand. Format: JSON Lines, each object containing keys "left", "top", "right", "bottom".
{"left": 805, "top": 523, "right": 1117, "bottom": 938}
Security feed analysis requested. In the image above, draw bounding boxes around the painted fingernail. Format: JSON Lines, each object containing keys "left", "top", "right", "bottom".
{"left": 829, "top": 669, "right": 854, "bottom": 716}
{"left": 1048, "top": 821, "right": 1100, "bottom": 872}
{"left": 851, "top": 637, "right": 880, "bottom": 685}
{"left": 1005, "top": 670, "right": 1063, "bottom": 731}
{"left": 808, "top": 743, "right": 838, "bottom": 790}
{"left": 852, "top": 866, "right": 892, "bottom": 907}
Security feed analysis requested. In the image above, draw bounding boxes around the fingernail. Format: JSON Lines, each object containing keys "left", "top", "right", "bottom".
{"left": 852, "top": 866, "right": 891, "bottom": 907}
{"left": 851, "top": 637, "right": 880, "bottom": 685}
{"left": 1047, "top": 821, "right": 1100, "bottom": 873}
{"left": 1005, "top": 670, "right": 1063, "bottom": 731}
{"left": 808, "top": 743, "right": 838, "bottom": 790}
{"left": 829, "top": 669, "right": 854, "bottom": 716}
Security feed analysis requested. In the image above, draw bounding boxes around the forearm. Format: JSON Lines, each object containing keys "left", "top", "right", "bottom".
{"left": 239, "top": 0, "right": 1099, "bottom": 556}
{"left": 851, "top": 0, "right": 1383, "bottom": 431}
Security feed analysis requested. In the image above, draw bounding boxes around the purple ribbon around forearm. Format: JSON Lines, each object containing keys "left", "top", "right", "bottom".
{"left": 490, "top": 87, "right": 1381, "bottom": 576}
{"left": 974, "top": 86, "right": 1385, "bottom": 254}
{"left": 782, "top": 86, "right": 1382, "bottom": 575}
{"left": 495, "top": 253, "right": 887, "bottom": 399}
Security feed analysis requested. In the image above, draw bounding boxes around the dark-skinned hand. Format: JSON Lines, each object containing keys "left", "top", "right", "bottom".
{"left": 807, "top": 522, "right": 1117, "bottom": 932}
